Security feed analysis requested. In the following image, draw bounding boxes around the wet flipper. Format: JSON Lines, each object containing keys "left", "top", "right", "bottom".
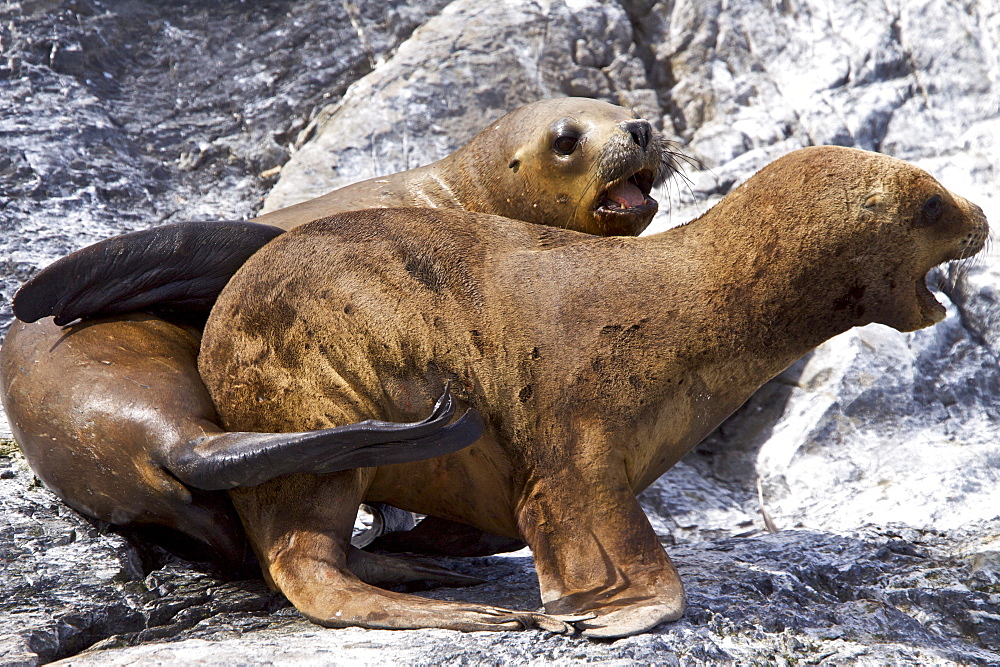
{"left": 13, "top": 221, "right": 284, "bottom": 325}
{"left": 165, "top": 388, "right": 483, "bottom": 490}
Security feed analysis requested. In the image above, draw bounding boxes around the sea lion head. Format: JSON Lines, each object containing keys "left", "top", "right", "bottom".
{"left": 450, "top": 97, "right": 682, "bottom": 236}
{"left": 859, "top": 151, "right": 990, "bottom": 331}
{"left": 731, "top": 146, "right": 989, "bottom": 334}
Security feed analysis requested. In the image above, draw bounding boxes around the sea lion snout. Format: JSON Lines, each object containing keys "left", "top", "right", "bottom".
{"left": 620, "top": 119, "right": 651, "bottom": 151}
{"left": 920, "top": 189, "right": 989, "bottom": 266}
{"left": 957, "top": 198, "right": 989, "bottom": 259}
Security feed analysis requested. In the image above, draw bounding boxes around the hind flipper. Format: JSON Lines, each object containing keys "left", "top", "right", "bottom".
{"left": 13, "top": 220, "right": 283, "bottom": 325}
{"left": 347, "top": 547, "right": 484, "bottom": 589}
{"left": 164, "top": 387, "right": 484, "bottom": 491}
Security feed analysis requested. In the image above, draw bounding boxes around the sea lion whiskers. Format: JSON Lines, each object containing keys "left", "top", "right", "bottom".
{"left": 593, "top": 128, "right": 668, "bottom": 196}
{"left": 936, "top": 239, "right": 990, "bottom": 299}
{"left": 651, "top": 145, "right": 702, "bottom": 228}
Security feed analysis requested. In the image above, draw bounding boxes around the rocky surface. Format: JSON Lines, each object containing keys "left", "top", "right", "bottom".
{"left": 2, "top": 0, "right": 1000, "bottom": 664}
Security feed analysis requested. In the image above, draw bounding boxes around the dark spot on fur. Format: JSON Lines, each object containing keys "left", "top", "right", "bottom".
{"left": 343, "top": 304, "right": 354, "bottom": 315}
{"left": 237, "top": 291, "right": 297, "bottom": 342}
{"left": 601, "top": 319, "right": 648, "bottom": 339}
{"left": 469, "top": 330, "right": 486, "bottom": 355}
{"left": 519, "top": 385, "right": 533, "bottom": 402}
{"left": 530, "top": 347, "right": 540, "bottom": 359}
{"left": 833, "top": 285, "right": 867, "bottom": 315}
{"left": 405, "top": 255, "right": 446, "bottom": 293}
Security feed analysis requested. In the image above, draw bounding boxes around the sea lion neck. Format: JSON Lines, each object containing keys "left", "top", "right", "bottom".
{"left": 634, "top": 191, "right": 870, "bottom": 380}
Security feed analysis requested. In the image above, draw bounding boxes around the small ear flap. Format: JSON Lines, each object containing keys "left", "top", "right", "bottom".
{"left": 861, "top": 193, "right": 885, "bottom": 217}
{"left": 13, "top": 221, "right": 284, "bottom": 325}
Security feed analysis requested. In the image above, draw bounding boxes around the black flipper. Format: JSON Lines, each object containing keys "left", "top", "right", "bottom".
{"left": 13, "top": 221, "right": 284, "bottom": 325}
{"left": 165, "top": 387, "right": 484, "bottom": 490}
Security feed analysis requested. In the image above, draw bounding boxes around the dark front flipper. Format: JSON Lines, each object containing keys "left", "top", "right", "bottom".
{"left": 13, "top": 221, "right": 284, "bottom": 325}
{"left": 166, "top": 388, "right": 483, "bottom": 490}
{"left": 369, "top": 515, "right": 527, "bottom": 556}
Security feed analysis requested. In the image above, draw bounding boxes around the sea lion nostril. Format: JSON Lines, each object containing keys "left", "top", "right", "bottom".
{"left": 623, "top": 120, "right": 651, "bottom": 150}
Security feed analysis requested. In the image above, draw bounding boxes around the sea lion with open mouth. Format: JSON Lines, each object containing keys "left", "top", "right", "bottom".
{"left": 191, "top": 146, "right": 987, "bottom": 637}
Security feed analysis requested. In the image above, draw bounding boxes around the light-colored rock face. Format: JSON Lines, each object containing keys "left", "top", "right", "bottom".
{"left": 2, "top": 0, "right": 1000, "bottom": 664}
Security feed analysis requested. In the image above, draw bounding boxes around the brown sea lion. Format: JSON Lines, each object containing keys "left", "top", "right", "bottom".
{"left": 254, "top": 96, "right": 673, "bottom": 236}
{"left": 1, "top": 98, "right": 677, "bottom": 574}
{"left": 196, "top": 146, "right": 987, "bottom": 637}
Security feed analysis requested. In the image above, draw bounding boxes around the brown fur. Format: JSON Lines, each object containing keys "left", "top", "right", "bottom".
{"left": 200, "top": 146, "right": 988, "bottom": 637}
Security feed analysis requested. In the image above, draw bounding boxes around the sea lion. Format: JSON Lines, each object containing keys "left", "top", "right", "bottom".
{"left": 194, "top": 146, "right": 986, "bottom": 637}
{"left": 254, "top": 96, "right": 674, "bottom": 237}
{"left": 1, "top": 98, "right": 677, "bottom": 572}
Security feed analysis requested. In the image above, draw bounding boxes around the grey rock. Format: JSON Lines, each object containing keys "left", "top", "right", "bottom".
{"left": 40, "top": 521, "right": 1000, "bottom": 665}
{"left": 643, "top": 0, "right": 1000, "bottom": 234}
{"left": 2, "top": 0, "right": 1000, "bottom": 663}
{"left": 0, "top": 444, "right": 287, "bottom": 665}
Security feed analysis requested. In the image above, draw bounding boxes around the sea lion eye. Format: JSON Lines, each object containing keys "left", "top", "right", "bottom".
{"left": 923, "top": 194, "right": 943, "bottom": 219}
{"left": 553, "top": 134, "right": 580, "bottom": 156}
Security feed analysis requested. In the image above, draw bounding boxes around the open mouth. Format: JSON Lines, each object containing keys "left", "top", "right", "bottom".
{"left": 594, "top": 170, "right": 659, "bottom": 235}
{"left": 915, "top": 274, "right": 947, "bottom": 325}
{"left": 912, "top": 208, "right": 988, "bottom": 328}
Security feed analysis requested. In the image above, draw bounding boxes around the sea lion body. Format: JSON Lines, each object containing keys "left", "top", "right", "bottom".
{"left": 1, "top": 98, "right": 673, "bottom": 570}
{"left": 198, "top": 146, "right": 987, "bottom": 636}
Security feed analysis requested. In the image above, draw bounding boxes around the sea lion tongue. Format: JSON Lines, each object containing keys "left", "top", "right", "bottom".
{"left": 608, "top": 180, "right": 645, "bottom": 208}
